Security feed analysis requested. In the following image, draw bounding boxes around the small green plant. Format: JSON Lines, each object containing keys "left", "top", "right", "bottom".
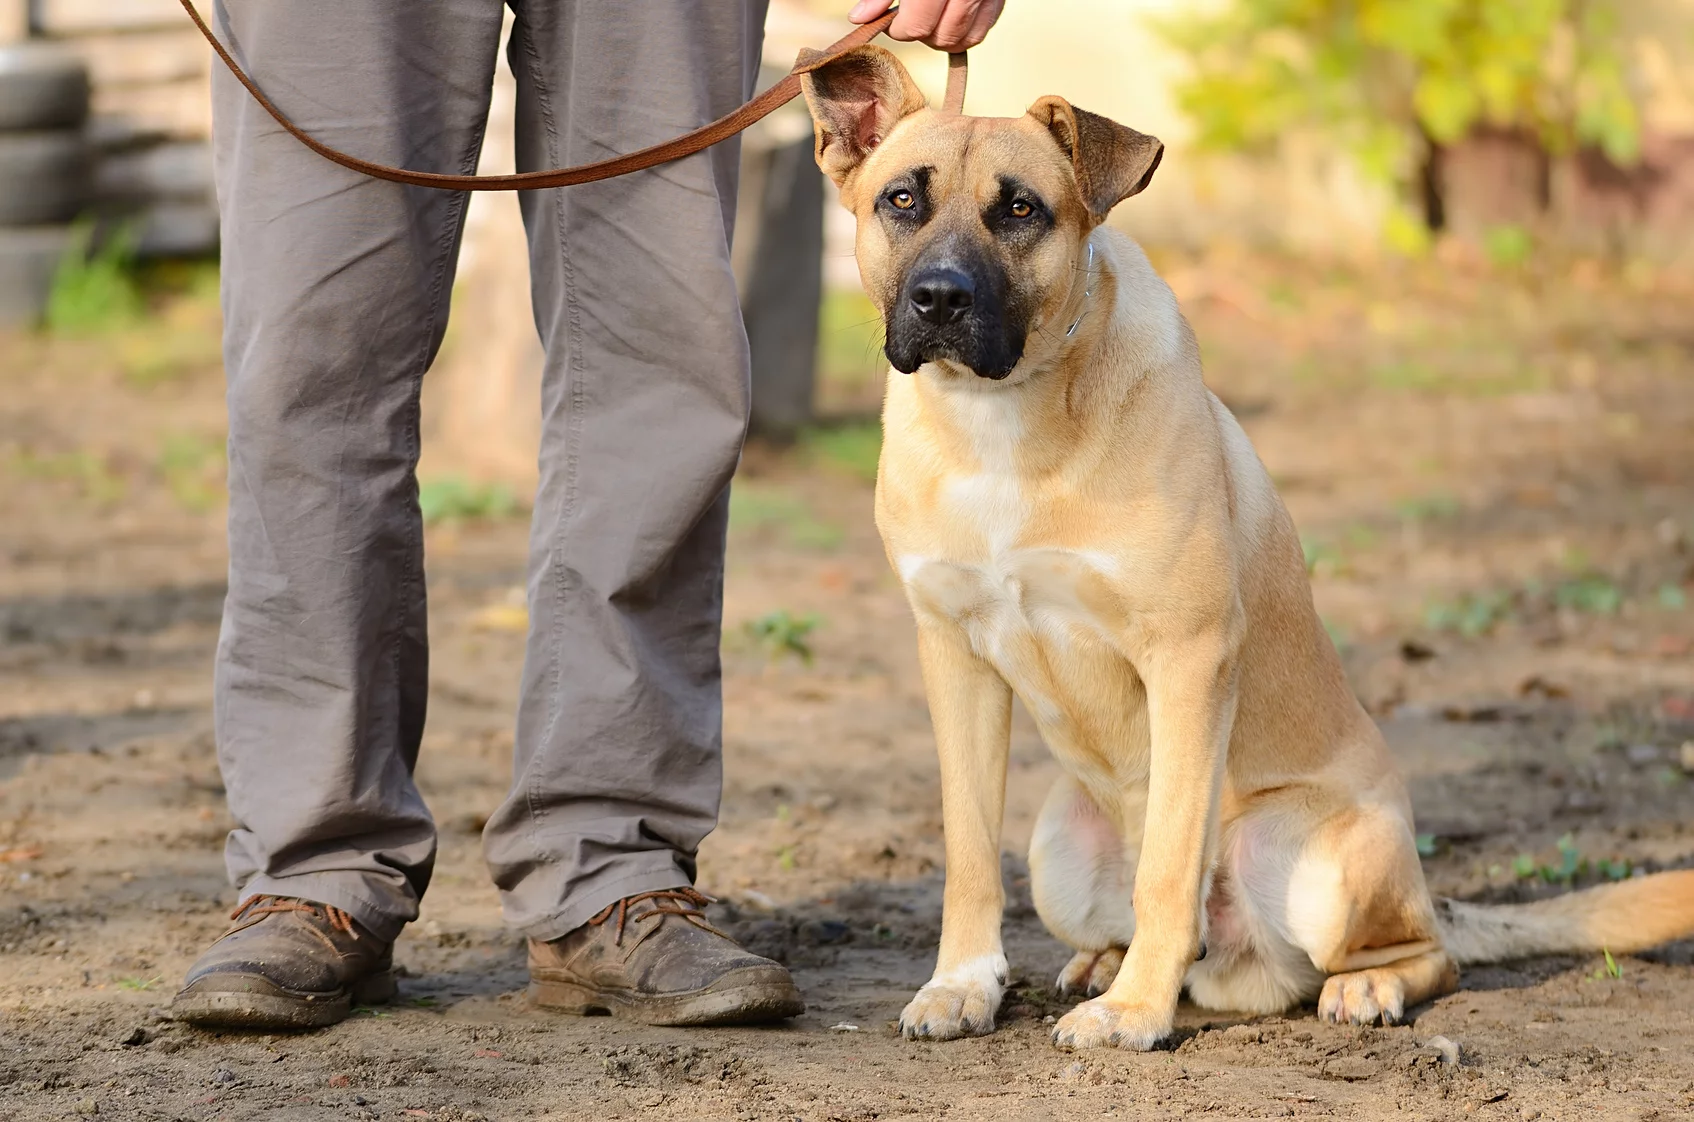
{"left": 776, "top": 844, "right": 798, "bottom": 871}
{"left": 1415, "top": 833, "right": 1439, "bottom": 858}
{"left": 417, "top": 477, "right": 520, "bottom": 524}
{"left": 1554, "top": 575, "right": 1623, "bottom": 615}
{"left": 116, "top": 976, "right": 162, "bottom": 992}
{"left": 1512, "top": 834, "right": 1632, "bottom": 886}
{"left": 1425, "top": 590, "right": 1514, "bottom": 637}
{"left": 743, "top": 610, "right": 821, "bottom": 664}
{"left": 46, "top": 221, "right": 145, "bottom": 335}
{"left": 1590, "top": 948, "right": 1622, "bottom": 981}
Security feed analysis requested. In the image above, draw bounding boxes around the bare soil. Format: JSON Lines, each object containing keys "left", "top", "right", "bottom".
{"left": 2, "top": 246, "right": 1693, "bottom": 1121}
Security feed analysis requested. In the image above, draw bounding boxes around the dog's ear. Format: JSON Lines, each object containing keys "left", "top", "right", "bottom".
{"left": 1027, "top": 96, "right": 1164, "bottom": 221}
{"left": 799, "top": 44, "right": 927, "bottom": 187}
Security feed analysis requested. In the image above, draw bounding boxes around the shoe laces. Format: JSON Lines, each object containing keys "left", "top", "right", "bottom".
{"left": 587, "top": 887, "right": 727, "bottom": 947}
{"left": 230, "top": 894, "right": 360, "bottom": 939}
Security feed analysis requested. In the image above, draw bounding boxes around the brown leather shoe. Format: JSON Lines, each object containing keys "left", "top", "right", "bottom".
{"left": 528, "top": 887, "right": 804, "bottom": 1026}
{"left": 170, "top": 895, "right": 397, "bottom": 1030}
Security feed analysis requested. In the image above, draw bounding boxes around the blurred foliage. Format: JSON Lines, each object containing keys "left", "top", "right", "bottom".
{"left": 729, "top": 483, "right": 845, "bottom": 550}
{"left": 156, "top": 433, "right": 225, "bottom": 514}
{"left": 46, "top": 221, "right": 145, "bottom": 335}
{"left": 418, "top": 477, "right": 521, "bottom": 524}
{"left": 800, "top": 422, "right": 882, "bottom": 483}
{"left": 743, "top": 609, "right": 822, "bottom": 664}
{"left": 1157, "top": 0, "right": 1651, "bottom": 239}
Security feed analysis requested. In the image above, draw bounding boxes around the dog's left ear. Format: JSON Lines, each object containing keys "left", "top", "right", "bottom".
{"left": 799, "top": 44, "right": 928, "bottom": 187}
{"left": 1028, "top": 96, "right": 1164, "bottom": 222}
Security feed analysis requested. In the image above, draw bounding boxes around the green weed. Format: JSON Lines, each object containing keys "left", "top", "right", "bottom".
{"left": 116, "top": 976, "right": 162, "bottom": 992}
{"left": 1554, "top": 575, "right": 1623, "bottom": 616}
{"left": 743, "top": 609, "right": 821, "bottom": 664}
{"left": 1415, "top": 833, "right": 1439, "bottom": 858}
{"left": 1590, "top": 948, "right": 1622, "bottom": 982}
{"left": 1512, "top": 833, "right": 1632, "bottom": 887}
{"left": 46, "top": 221, "right": 144, "bottom": 336}
{"left": 1425, "top": 590, "right": 1514, "bottom": 637}
{"left": 417, "top": 477, "right": 520, "bottom": 524}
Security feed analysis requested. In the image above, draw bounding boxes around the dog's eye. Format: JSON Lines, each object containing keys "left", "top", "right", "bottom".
{"left": 1009, "top": 199, "right": 1034, "bottom": 218}
{"left": 888, "top": 190, "right": 916, "bottom": 210}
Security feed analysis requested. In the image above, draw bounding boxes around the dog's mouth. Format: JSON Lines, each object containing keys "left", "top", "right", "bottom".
{"left": 886, "top": 332, "right": 1024, "bottom": 381}
{"left": 884, "top": 258, "right": 1026, "bottom": 381}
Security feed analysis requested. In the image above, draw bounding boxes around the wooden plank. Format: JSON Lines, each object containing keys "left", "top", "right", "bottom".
{"left": 63, "top": 28, "right": 209, "bottom": 87}
{"left": 92, "top": 76, "right": 211, "bottom": 141}
{"left": 37, "top": 0, "right": 186, "bottom": 34}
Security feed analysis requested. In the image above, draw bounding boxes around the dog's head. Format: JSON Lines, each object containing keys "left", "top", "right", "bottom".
{"left": 799, "top": 46, "right": 1163, "bottom": 381}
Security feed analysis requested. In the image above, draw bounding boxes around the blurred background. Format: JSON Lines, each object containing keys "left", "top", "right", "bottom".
{"left": 3, "top": 1, "right": 1694, "bottom": 1116}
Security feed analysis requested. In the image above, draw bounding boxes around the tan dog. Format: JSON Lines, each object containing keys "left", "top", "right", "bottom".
{"left": 798, "top": 46, "right": 1694, "bottom": 1050}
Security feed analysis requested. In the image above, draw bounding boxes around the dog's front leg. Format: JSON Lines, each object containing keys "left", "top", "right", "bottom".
{"left": 900, "top": 622, "right": 1013, "bottom": 1040}
{"left": 1052, "top": 634, "right": 1237, "bottom": 1051}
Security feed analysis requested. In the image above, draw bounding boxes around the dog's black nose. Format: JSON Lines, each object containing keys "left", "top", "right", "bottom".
{"left": 908, "top": 268, "right": 975, "bottom": 325}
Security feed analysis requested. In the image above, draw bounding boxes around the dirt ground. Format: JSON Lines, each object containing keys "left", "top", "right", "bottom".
{"left": 2, "top": 243, "right": 1693, "bottom": 1122}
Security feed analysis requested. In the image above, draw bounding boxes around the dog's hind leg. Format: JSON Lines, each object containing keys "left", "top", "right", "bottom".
{"left": 1284, "top": 802, "right": 1458, "bottom": 1024}
{"left": 1030, "top": 774, "right": 1140, "bottom": 997}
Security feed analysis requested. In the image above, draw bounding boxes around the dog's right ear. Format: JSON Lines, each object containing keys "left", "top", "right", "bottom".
{"left": 798, "top": 45, "right": 927, "bottom": 187}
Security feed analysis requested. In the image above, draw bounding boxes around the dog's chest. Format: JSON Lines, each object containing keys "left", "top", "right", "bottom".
{"left": 896, "top": 472, "right": 1121, "bottom": 669}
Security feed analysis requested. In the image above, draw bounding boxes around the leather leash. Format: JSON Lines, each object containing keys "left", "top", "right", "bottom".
{"left": 178, "top": 1, "right": 968, "bottom": 192}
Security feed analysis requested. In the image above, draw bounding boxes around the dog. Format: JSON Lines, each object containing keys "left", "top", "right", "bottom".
{"left": 797, "top": 45, "right": 1694, "bottom": 1050}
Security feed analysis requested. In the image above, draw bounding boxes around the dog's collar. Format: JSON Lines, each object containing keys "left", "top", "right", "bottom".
{"left": 1064, "top": 240, "right": 1095, "bottom": 338}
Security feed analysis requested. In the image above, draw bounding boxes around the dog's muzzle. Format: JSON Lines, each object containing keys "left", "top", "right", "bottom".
{"left": 885, "top": 258, "right": 1024, "bottom": 380}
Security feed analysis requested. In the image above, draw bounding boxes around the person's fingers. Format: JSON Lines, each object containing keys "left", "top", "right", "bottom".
{"left": 887, "top": 0, "right": 944, "bottom": 46}
{"left": 847, "top": 0, "right": 892, "bottom": 24}
{"left": 959, "top": 0, "right": 1005, "bottom": 49}
{"left": 850, "top": 0, "right": 1006, "bottom": 51}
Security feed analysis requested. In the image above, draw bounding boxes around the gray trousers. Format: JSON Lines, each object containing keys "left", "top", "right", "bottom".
{"left": 211, "top": 0, "right": 767, "bottom": 943}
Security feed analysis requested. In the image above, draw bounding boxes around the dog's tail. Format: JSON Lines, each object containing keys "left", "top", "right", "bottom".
{"left": 1435, "top": 870, "right": 1694, "bottom": 966}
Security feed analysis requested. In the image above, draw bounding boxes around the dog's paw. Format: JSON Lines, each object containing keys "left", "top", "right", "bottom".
{"left": 1051, "top": 997, "right": 1171, "bottom": 1051}
{"left": 898, "top": 954, "right": 1007, "bottom": 1041}
{"left": 1318, "top": 969, "right": 1405, "bottom": 1026}
{"left": 1057, "top": 948, "right": 1124, "bottom": 998}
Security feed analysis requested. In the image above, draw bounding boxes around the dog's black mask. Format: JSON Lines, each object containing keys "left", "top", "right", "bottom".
{"left": 884, "top": 243, "right": 1026, "bottom": 380}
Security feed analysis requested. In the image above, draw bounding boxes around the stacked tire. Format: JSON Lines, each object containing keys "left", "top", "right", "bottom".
{"left": 0, "top": 41, "right": 92, "bottom": 327}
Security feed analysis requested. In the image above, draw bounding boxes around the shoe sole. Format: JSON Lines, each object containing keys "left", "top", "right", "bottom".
{"left": 170, "top": 970, "right": 397, "bottom": 1031}
{"left": 528, "top": 967, "right": 804, "bottom": 1027}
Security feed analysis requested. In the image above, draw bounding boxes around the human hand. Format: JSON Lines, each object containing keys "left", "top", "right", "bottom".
{"left": 847, "top": 0, "right": 1005, "bottom": 51}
